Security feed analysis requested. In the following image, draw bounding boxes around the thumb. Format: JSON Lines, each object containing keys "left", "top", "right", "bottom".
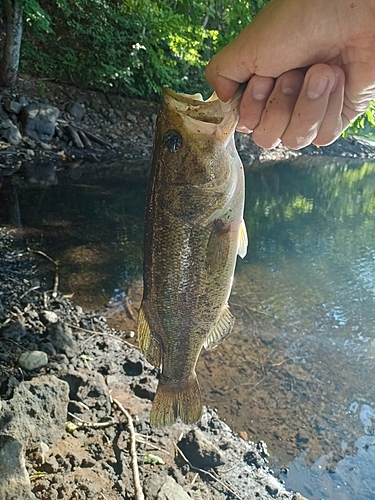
{"left": 205, "top": 73, "right": 243, "bottom": 102}
{"left": 206, "top": 0, "right": 333, "bottom": 101}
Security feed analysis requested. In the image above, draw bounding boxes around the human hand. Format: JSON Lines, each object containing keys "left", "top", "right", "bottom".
{"left": 205, "top": 0, "right": 375, "bottom": 149}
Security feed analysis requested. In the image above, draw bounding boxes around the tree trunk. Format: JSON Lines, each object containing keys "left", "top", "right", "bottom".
{"left": 0, "top": 0, "right": 23, "bottom": 87}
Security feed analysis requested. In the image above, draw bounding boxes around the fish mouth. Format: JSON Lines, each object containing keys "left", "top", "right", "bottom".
{"left": 163, "top": 87, "right": 243, "bottom": 125}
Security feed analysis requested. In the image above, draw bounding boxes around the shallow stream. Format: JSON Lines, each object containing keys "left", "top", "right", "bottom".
{"left": 2, "top": 156, "right": 375, "bottom": 500}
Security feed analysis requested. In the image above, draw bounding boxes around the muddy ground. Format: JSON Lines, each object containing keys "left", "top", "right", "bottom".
{"left": 1, "top": 76, "right": 375, "bottom": 500}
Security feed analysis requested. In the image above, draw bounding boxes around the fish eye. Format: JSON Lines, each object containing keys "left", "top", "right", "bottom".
{"left": 163, "top": 130, "right": 182, "bottom": 153}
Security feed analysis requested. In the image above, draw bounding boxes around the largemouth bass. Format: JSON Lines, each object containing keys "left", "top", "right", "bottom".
{"left": 138, "top": 87, "right": 247, "bottom": 427}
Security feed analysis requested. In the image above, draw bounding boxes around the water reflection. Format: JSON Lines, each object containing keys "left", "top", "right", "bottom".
{"left": 206, "top": 158, "right": 375, "bottom": 499}
{"left": 2, "top": 157, "right": 375, "bottom": 499}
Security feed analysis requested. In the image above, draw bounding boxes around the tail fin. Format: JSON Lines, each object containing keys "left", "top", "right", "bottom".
{"left": 150, "top": 374, "right": 202, "bottom": 427}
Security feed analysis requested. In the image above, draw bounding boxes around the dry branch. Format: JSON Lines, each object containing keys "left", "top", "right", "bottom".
{"left": 66, "top": 125, "right": 84, "bottom": 148}
{"left": 111, "top": 397, "right": 145, "bottom": 500}
{"left": 77, "top": 129, "right": 93, "bottom": 148}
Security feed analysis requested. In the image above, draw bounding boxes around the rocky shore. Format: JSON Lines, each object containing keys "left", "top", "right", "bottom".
{"left": 0, "top": 227, "right": 308, "bottom": 500}
{"left": 1, "top": 76, "right": 375, "bottom": 500}
{"left": 1, "top": 74, "right": 375, "bottom": 184}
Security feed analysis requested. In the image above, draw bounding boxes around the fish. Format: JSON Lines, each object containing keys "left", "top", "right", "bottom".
{"left": 137, "top": 86, "right": 248, "bottom": 427}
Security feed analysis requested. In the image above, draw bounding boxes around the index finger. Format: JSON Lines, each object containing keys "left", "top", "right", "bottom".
{"left": 205, "top": 60, "right": 249, "bottom": 102}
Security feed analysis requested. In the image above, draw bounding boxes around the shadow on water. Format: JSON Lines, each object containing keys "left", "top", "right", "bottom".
{"left": 2, "top": 156, "right": 375, "bottom": 499}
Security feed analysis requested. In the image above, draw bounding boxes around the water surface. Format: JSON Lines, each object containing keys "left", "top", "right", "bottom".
{"left": 2, "top": 157, "right": 375, "bottom": 500}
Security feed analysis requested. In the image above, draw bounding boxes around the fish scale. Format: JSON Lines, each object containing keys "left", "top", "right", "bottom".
{"left": 137, "top": 87, "right": 248, "bottom": 427}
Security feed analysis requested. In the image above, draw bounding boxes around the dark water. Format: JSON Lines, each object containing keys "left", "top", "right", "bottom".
{"left": 2, "top": 157, "right": 375, "bottom": 500}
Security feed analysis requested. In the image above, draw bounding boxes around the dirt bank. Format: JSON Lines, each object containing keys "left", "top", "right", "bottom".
{"left": 0, "top": 227, "right": 308, "bottom": 500}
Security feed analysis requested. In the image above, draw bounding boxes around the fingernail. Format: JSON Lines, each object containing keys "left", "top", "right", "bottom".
{"left": 252, "top": 80, "right": 273, "bottom": 101}
{"left": 307, "top": 74, "right": 329, "bottom": 100}
{"left": 236, "top": 125, "right": 252, "bottom": 133}
{"left": 281, "top": 86, "right": 296, "bottom": 95}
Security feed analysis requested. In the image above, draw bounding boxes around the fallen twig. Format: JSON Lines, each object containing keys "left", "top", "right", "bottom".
{"left": 19, "top": 285, "right": 40, "bottom": 299}
{"left": 67, "top": 412, "right": 116, "bottom": 429}
{"left": 77, "top": 129, "right": 93, "bottom": 149}
{"left": 27, "top": 248, "right": 59, "bottom": 298}
{"left": 135, "top": 434, "right": 171, "bottom": 455}
{"left": 66, "top": 125, "right": 84, "bottom": 148}
{"left": 111, "top": 397, "right": 145, "bottom": 500}
{"left": 75, "top": 125, "right": 113, "bottom": 148}
{"left": 64, "top": 322, "right": 135, "bottom": 349}
{"left": 174, "top": 442, "right": 242, "bottom": 500}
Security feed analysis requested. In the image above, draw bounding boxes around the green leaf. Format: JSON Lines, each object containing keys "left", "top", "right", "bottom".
{"left": 144, "top": 453, "right": 165, "bottom": 465}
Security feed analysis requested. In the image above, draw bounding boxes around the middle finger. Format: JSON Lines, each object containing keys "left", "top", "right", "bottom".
{"left": 252, "top": 69, "right": 305, "bottom": 149}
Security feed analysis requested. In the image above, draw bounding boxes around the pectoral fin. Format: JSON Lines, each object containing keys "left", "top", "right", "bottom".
{"left": 237, "top": 219, "right": 248, "bottom": 258}
{"left": 203, "top": 304, "right": 235, "bottom": 350}
{"left": 137, "top": 305, "right": 161, "bottom": 367}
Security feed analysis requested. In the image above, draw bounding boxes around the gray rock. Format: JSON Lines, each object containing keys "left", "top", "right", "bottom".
{"left": 143, "top": 473, "right": 191, "bottom": 500}
{"left": 4, "top": 99, "right": 23, "bottom": 115}
{"left": 21, "top": 102, "right": 60, "bottom": 141}
{"left": 178, "top": 428, "right": 225, "bottom": 469}
{"left": 0, "top": 374, "right": 69, "bottom": 447}
{"left": 0, "top": 103, "right": 8, "bottom": 120}
{"left": 47, "top": 321, "right": 75, "bottom": 357}
{"left": 0, "top": 435, "right": 33, "bottom": 500}
{"left": 158, "top": 476, "right": 192, "bottom": 500}
{"left": 19, "top": 95, "right": 29, "bottom": 108}
{"left": 18, "top": 350, "right": 48, "bottom": 371}
{"left": 0, "top": 118, "right": 22, "bottom": 145}
{"left": 126, "top": 112, "right": 137, "bottom": 123}
{"left": 59, "top": 369, "right": 111, "bottom": 415}
{"left": 66, "top": 101, "right": 85, "bottom": 121}
{"left": 2, "top": 318, "right": 27, "bottom": 341}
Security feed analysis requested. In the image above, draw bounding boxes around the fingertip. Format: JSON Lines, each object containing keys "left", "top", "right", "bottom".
{"left": 205, "top": 71, "right": 241, "bottom": 102}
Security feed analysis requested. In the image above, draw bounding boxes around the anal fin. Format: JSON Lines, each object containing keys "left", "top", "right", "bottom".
{"left": 203, "top": 304, "right": 235, "bottom": 350}
{"left": 137, "top": 305, "right": 161, "bottom": 367}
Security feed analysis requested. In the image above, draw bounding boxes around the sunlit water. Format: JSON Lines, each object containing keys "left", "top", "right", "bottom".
{"left": 2, "top": 157, "right": 375, "bottom": 499}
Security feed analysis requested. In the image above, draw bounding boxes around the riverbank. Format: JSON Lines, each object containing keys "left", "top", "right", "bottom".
{"left": 1, "top": 74, "right": 375, "bottom": 183}
{"left": 0, "top": 227, "right": 308, "bottom": 500}
{"left": 1, "top": 76, "right": 374, "bottom": 500}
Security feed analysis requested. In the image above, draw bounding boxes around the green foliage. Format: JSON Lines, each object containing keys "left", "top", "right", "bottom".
{"left": 345, "top": 101, "right": 375, "bottom": 138}
{"left": 23, "top": 0, "right": 52, "bottom": 33}
{"left": 20, "top": 0, "right": 267, "bottom": 98}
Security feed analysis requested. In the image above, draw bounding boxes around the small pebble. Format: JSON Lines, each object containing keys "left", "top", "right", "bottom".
{"left": 239, "top": 430, "right": 249, "bottom": 441}
{"left": 41, "top": 310, "right": 59, "bottom": 324}
{"left": 18, "top": 350, "right": 48, "bottom": 371}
